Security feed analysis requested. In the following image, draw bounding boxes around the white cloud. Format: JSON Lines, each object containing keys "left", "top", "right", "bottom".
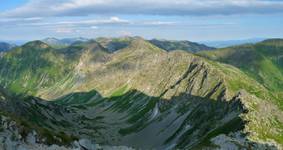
{"left": 109, "top": 17, "right": 120, "bottom": 22}
{"left": 142, "top": 21, "right": 177, "bottom": 26}
{"left": 90, "top": 26, "right": 98, "bottom": 29}
{"left": 18, "top": 17, "right": 129, "bottom": 27}
{"left": 116, "top": 30, "right": 132, "bottom": 36}
{"left": 55, "top": 27, "right": 75, "bottom": 33}
{"left": 1, "top": 0, "right": 283, "bottom": 18}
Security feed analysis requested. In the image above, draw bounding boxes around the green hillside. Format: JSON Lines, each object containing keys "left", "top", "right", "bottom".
{"left": 199, "top": 39, "right": 283, "bottom": 104}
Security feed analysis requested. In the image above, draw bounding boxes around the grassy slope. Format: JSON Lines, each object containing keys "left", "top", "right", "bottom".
{"left": 198, "top": 39, "right": 283, "bottom": 106}
{"left": 0, "top": 41, "right": 76, "bottom": 95}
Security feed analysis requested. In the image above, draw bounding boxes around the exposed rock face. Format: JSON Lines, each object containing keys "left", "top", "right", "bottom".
{"left": 78, "top": 139, "right": 96, "bottom": 150}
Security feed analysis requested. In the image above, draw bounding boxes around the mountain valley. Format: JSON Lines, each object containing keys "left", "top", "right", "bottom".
{"left": 0, "top": 37, "right": 282, "bottom": 150}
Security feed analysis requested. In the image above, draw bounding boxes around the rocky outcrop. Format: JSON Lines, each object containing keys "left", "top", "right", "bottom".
{"left": 0, "top": 115, "right": 136, "bottom": 150}
{"left": 208, "top": 133, "right": 279, "bottom": 150}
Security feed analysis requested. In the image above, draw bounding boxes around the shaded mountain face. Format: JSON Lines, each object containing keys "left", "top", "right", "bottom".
{"left": 0, "top": 37, "right": 282, "bottom": 149}
{"left": 0, "top": 87, "right": 251, "bottom": 149}
{"left": 0, "top": 85, "right": 279, "bottom": 149}
{"left": 0, "top": 42, "right": 16, "bottom": 52}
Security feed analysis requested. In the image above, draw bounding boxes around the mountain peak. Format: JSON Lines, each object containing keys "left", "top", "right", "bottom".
{"left": 84, "top": 40, "right": 109, "bottom": 53}
{"left": 43, "top": 37, "right": 59, "bottom": 41}
{"left": 125, "top": 37, "right": 165, "bottom": 53}
{"left": 23, "top": 40, "right": 50, "bottom": 49}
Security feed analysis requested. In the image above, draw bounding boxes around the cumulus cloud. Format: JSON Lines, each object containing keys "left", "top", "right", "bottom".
{"left": 116, "top": 30, "right": 132, "bottom": 36}
{"left": 55, "top": 27, "right": 77, "bottom": 33}
{"left": 1, "top": 0, "right": 283, "bottom": 18}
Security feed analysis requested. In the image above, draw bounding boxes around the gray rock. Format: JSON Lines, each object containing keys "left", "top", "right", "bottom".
{"left": 79, "top": 139, "right": 96, "bottom": 150}
{"left": 211, "top": 134, "right": 245, "bottom": 150}
{"left": 26, "top": 132, "right": 36, "bottom": 145}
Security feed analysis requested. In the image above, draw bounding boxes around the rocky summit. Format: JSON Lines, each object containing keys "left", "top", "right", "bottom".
{"left": 0, "top": 37, "right": 282, "bottom": 150}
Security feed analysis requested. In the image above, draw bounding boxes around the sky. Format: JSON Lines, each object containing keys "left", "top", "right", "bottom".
{"left": 0, "top": 0, "right": 283, "bottom": 42}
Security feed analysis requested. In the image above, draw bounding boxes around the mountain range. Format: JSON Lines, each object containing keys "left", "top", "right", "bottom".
{"left": 42, "top": 37, "right": 90, "bottom": 48}
{"left": 43, "top": 36, "right": 215, "bottom": 53}
{"left": 0, "top": 37, "right": 282, "bottom": 150}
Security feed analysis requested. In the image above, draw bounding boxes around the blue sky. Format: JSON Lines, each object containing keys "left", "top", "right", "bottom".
{"left": 0, "top": 0, "right": 27, "bottom": 11}
{"left": 0, "top": 0, "right": 283, "bottom": 42}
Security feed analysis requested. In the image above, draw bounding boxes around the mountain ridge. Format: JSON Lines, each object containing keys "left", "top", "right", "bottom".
{"left": 149, "top": 39, "right": 215, "bottom": 53}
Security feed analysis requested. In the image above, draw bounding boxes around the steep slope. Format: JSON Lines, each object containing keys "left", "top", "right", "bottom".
{"left": 0, "top": 40, "right": 114, "bottom": 97}
{"left": 198, "top": 39, "right": 283, "bottom": 103}
{"left": 0, "top": 41, "right": 78, "bottom": 95}
{"left": 149, "top": 39, "right": 215, "bottom": 53}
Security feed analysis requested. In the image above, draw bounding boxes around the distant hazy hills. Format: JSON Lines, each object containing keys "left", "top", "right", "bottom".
{"left": 202, "top": 38, "right": 266, "bottom": 48}
{"left": 149, "top": 39, "right": 215, "bottom": 52}
{"left": 43, "top": 36, "right": 215, "bottom": 53}
{"left": 0, "top": 42, "right": 16, "bottom": 52}
{"left": 0, "top": 37, "right": 282, "bottom": 149}
{"left": 42, "top": 37, "right": 89, "bottom": 48}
